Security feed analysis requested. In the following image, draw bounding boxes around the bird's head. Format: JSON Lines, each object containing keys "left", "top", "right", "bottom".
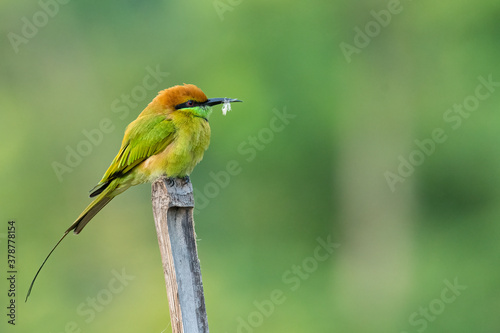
{"left": 151, "top": 84, "right": 241, "bottom": 119}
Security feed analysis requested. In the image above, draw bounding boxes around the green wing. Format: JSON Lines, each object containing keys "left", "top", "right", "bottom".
{"left": 90, "top": 114, "right": 175, "bottom": 197}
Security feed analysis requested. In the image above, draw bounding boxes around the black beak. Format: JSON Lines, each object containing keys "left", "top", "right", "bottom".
{"left": 203, "top": 98, "right": 242, "bottom": 107}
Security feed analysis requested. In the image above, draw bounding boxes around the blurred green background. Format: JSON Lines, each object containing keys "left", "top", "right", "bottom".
{"left": 1, "top": 0, "right": 500, "bottom": 332}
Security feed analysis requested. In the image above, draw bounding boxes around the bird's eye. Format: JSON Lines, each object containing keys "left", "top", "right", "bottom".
{"left": 187, "top": 100, "right": 194, "bottom": 107}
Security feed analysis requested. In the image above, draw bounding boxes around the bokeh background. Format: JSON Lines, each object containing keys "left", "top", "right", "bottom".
{"left": 1, "top": 0, "right": 500, "bottom": 332}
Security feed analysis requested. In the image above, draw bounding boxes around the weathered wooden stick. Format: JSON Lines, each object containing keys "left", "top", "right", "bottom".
{"left": 152, "top": 176, "right": 209, "bottom": 333}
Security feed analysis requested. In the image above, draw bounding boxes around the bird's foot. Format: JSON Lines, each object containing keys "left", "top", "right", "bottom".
{"left": 165, "top": 176, "right": 190, "bottom": 187}
{"left": 166, "top": 177, "right": 175, "bottom": 187}
{"left": 181, "top": 175, "right": 190, "bottom": 184}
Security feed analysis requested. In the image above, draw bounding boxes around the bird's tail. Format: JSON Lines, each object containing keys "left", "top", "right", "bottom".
{"left": 26, "top": 183, "right": 117, "bottom": 302}
{"left": 67, "top": 185, "right": 116, "bottom": 235}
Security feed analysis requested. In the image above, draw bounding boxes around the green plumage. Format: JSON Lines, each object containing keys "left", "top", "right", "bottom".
{"left": 26, "top": 84, "right": 241, "bottom": 301}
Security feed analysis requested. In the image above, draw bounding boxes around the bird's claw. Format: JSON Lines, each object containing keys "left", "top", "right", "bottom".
{"left": 166, "top": 177, "right": 175, "bottom": 187}
{"left": 165, "top": 176, "right": 189, "bottom": 187}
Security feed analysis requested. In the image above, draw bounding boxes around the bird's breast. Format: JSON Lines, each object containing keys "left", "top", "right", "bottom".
{"left": 142, "top": 116, "right": 211, "bottom": 179}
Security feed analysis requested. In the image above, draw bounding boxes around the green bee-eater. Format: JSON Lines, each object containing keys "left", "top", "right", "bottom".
{"left": 26, "top": 84, "right": 241, "bottom": 300}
